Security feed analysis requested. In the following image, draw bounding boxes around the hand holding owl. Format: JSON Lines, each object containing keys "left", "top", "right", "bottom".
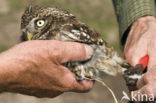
{"left": 0, "top": 40, "right": 94, "bottom": 98}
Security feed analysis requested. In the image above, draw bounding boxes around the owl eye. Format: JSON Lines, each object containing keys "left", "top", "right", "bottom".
{"left": 36, "top": 20, "right": 45, "bottom": 27}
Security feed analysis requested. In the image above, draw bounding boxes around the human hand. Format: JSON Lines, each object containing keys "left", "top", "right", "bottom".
{"left": 124, "top": 16, "right": 156, "bottom": 98}
{"left": 0, "top": 40, "right": 93, "bottom": 98}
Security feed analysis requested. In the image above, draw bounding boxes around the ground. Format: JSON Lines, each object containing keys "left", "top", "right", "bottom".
{"left": 0, "top": 0, "right": 129, "bottom": 103}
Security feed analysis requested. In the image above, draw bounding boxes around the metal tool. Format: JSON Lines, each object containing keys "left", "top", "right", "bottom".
{"left": 123, "top": 55, "right": 149, "bottom": 91}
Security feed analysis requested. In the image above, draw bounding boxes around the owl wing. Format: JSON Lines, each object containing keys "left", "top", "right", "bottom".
{"left": 60, "top": 20, "right": 104, "bottom": 45}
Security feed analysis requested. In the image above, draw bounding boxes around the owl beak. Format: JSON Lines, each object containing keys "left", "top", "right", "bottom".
{"left": 27, "top": 32, "right": 33, "bottom": 40}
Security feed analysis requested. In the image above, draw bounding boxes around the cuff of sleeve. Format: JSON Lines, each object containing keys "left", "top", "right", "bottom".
{"left": 118, "top": 0, "right": 156, "bottom": 45}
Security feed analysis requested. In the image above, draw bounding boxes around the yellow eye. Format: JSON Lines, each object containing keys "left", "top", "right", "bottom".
{"left": 36, "top": 20, "right": 45, "bottom": 27}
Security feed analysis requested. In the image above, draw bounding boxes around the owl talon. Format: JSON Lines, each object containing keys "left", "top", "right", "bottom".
{"left": 85, "top": 73, "right": 91, "bottom": 78}
{"left": 126, "top": 79, "right": 137, "bottom": 86}
{"left": 76, "top": 76, "right": 85, "bottom": 81}
{"left": 124, "top": 69, "right": 132, "bottom": 75}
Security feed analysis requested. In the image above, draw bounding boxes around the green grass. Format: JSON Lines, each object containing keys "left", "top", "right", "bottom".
{"left": 40, "top": 0, "right": 60, "bottom": 7}
{"left": 0, "top": 13, "right": 3, "bottom": 17}
{"left": 9, "top": 0, "right": 27, "bottom": 10}
{"left": 0, "top": 45, "right": 10, "bottom": 52}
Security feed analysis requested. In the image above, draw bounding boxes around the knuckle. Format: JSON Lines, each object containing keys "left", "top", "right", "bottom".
{"left": 52, "top": 49, "right": 62, "bottom": 59}
{"left": 46, "top": 41, "right": 63, "bottom": 58}
{"left": 49, "top": 46, "right": 62, "bottom": 59}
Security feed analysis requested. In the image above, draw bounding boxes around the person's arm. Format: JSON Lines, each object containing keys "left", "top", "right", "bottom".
{"left": 112, "top": 0, "right": 156, "bottom": 45}
{"left": 125, "top": 16, "right": 156, "bottom": 98}
{"left": 112, "top": 0, "right": 156, "bottom": 99}
{"left": 0, "top": 40, "right": 93, "bottom": 98}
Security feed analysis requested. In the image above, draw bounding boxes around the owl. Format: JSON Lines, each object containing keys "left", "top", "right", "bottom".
{"left": 20, "top": 6, "right": 142, "bottom": 84}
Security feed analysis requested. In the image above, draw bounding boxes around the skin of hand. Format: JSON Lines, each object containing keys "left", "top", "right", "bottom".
{"left": 124, "top": 16, "right": 156, "bottom": 98}
{"left": 0, "top": 40, "right": 94, "bottom": 98}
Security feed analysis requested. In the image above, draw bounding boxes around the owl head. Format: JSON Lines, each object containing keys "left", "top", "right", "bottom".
{"left": 20, "top": 6, "right": 75, "bottom": 41}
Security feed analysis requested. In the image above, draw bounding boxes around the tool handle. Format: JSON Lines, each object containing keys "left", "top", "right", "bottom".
{"left": 139, "top": 55, "right": 149, "bottom": 70}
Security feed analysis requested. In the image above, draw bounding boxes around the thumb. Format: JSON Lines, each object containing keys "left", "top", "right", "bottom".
{"left": 47, "top": 40, "right": 93, "bottom": 63}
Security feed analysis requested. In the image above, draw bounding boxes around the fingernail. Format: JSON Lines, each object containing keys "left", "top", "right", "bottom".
{"left": 85, "top": 45, "right": 93, "bottom": 59}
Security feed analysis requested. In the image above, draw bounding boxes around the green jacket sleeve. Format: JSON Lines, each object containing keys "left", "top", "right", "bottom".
{"left": 112, "top": 0, "right": 156, "bottom": 45}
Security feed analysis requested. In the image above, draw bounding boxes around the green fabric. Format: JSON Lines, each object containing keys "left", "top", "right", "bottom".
{"left": 112, "top": 0, "right": 156, "bottom": 45}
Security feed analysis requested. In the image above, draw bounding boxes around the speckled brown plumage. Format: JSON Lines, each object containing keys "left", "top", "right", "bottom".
{"left": 20, "top": 6, "right": 134, "bottom": 81}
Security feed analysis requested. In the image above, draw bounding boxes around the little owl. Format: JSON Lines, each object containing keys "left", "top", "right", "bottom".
{"left": 20, "top": 6, "right": 143, "bottom": 87}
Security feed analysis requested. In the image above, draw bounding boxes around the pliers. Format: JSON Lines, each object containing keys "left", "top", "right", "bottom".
{"left": 123, "top": 55, "right": 149, "bottom": 91}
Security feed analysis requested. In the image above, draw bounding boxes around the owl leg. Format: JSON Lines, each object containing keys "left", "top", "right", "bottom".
{"left": 74, "top": 65, "right": 86, "bottom": 81}
{"left": 73, "top": 65, "right": 94, "bottom": 81}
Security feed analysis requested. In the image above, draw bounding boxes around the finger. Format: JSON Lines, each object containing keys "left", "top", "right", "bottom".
{"left": 124, "top": 26, "right": 148, "bottom": 66}
{"left": 72, "top": 80, "right": 94, "bottom": 92}
{"left": 137, "top": 73, "right": 154, "bottom": 89}
{"left": 58, "top": 66, "right": 94, "bottom": 92}
{"left": 47, "top": 40, "right": 93, "bottom": 63}
{"left": 125, "top": 44, "right": 148, "bottom": 66}
{"left": 132, "top": 84, "right": 156, "bottom": 99}
{"left": 148, "top": 40, "right": 156, "bottom": 69}
{"left": 136, "top": 74, "right": 146, "bottom": 89}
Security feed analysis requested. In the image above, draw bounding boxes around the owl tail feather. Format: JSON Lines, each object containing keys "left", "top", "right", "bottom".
{"left": 95, "top": 61, "right": 127, "bottom": 76}
{"left": 96, "top": 53, "right": 129, "bottom": 76}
